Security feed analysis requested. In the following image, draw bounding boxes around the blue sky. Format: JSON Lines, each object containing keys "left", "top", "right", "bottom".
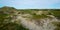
{"left": 0, "top": 0, "right": 60, "bottom": 9}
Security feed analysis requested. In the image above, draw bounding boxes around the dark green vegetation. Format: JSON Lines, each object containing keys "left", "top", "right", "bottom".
{"left": 32, "top": 14, "right": 48, "bottom": 19}
{"left": 0, "top": 6, "right": 60, "bottom": 30}
{"left": 50, "top": 10, "right": 60, "bottom": 19}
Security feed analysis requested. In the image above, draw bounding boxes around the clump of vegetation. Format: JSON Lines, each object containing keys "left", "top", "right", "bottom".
{"left": 0, "top": 22, "right": 29, "bottom": 30}
{"left": 52, "top": 21, "right": 60, "bottom": 30}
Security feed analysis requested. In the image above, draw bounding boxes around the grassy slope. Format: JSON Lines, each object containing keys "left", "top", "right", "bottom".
{"left": 0, "top": 6, "right": 60, "bottom": 30}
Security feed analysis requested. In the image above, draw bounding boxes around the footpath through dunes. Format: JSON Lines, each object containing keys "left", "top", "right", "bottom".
{"left": 14, "top": 14, "right": 60, "bottom": 30}
{"left": 16, "top": 14, "right": 42, "bottom": 30}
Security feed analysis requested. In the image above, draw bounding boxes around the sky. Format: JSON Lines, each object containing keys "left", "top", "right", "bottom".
{"left": 0, "top": 0, "right": 60, "bottom": 9}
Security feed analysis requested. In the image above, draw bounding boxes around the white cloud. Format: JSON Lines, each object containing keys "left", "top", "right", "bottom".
{"left": 13, "top": 0, "right": 60, "bottom": 6}
{"left": 0, "top": 0, "right": 60, "bottom": 9}
{"left": 1, "top": 0, "right": 60, "bottom": 6}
